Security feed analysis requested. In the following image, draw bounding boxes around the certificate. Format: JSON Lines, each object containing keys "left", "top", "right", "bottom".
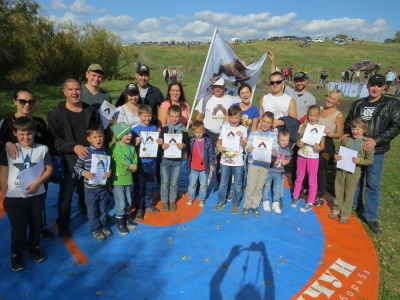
{"left": 99, "top": 101, "right": 117, "bottom": 129}
{"left": 336, "top": 146, "right": 357, "bottom": 173}
{"left": 164, "top": 134, "right": 182, "bottom": 159}
{"left": 140, "top": 131, "right": 159, "bottom": 158}
{"left": 89, "top": 154, "right": 111, "bottom": 185}
{"left": 302, "top": 123, "right": 325, "bottom": 145}
{"left": 221, "top": 126, "right": 241, "bottom": 152}
{"left": 18, "top": 159, "right": 44, "bottom": 193}
{"left": 252, "top": 137, "right": 273, "bottom": 163}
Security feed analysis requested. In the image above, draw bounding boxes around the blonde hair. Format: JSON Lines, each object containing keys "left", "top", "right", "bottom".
{"left": 299, "top": 105, "right": 320, "bottom": 139}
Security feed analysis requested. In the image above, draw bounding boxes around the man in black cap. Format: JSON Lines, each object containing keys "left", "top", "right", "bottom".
{"left": 115, "top": 64, "right": 165, "bottom": 127}
{"left": 344, "top": 74, "right": 400, "bottom": 234}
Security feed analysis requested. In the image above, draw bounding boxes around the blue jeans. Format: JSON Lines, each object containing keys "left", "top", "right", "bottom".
{"left": 113, "top": 185, "right": 133, "bottom": 217}
{"left": 57, "top": 171, "right": 80, "bottom": 227}
{"left": 353, "top": 153, "right": 384, "bottom": 221}
{"left": 218, "top": 165, "right": 243, "bottom": 206}
{"left": 138, "top": 160, "right": 157, "bottom": 208}
{"left": 188, "top": 169, "right": 208, "bottom": 201}
{"left": 165, "top": 77, "right": 169, "bottom": 85}
{"left": 263, "top": 172, "right": 284, "bottom": 202}
{"left": 320, "top": 79, "right": 326, "bottom": 87}
{"left": 160, "top": 158, "right": 182, "bottom": 202}
{"left": 84, "top": 187, "right": 108, "bottom": 231}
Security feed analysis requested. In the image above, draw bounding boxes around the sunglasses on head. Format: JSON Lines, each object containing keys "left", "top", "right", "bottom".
{"left": 269, "top": 80, "right": 283, "bottom": 86}
{"left": 17, "top": 99, "right": 36, "bottom": 105}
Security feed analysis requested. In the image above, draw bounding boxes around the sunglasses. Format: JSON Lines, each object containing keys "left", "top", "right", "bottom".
{"left": 17, "top": 99, "right": 36, "bottom": 105}
{"left": 269, "top": 80, "right": 283, "bottom": 86}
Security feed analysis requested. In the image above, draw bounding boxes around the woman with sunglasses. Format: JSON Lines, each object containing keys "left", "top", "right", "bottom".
{"left": 0, "top": 88, "right": 55, "bottom": 240}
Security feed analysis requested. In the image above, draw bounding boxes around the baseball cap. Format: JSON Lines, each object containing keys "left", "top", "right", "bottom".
{"left": 212, "top": 78, "right": 225, "bottom": 86}
{"left": 113, "top": 122, "right": 131, "bottom": 140}
{"left": 294, "top": 72, "right": 307, "bottom": 80}
{"left": 123, "top": 82, "right": 139, "bottom": 95}
{"left": 87, "top": 64, "right": 105, "bottom": 74}
{"left": 368, "top": 74, "right": 385, "bottom": 85}
{"left": 137, "top": 64, "right": 150, "bottom": 74}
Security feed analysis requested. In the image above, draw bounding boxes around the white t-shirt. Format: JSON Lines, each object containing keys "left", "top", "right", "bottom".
{"left": 115, "top": 104, "right": 140, "bottom": 128}
{"left": 195, "top": 94, "right": 236, "bottom": 134}
{"left": 1, "top": 144, "right": 51, "bottom": 198}
{"left": 218, "top": 122, "right": 247, "bottom": 166}
{"left": 261, "top": 93, "right": 292, "bottom": 120}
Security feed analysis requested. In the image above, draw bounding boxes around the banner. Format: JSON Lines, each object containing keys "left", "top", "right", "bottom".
{"left": 328, "top": 82, "right": 369, "bottom": 98}
{"left": 188, "top": 28, "right": 267, "bottom": 125}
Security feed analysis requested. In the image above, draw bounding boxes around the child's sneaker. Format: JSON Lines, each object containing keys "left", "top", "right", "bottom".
{"left": 199, "top": 200, "right": 205, "bottom": 207}
{"left": 186, "top": 199, "right": 194, "bottom": 206}
{"left": 230, "top": 205, "right": 240, "bottom": 214}
{"left": 272, "top": 202, "right": 282, "bottom": 214}
{"left": 300, "top": 203, "right": 314, "bottom": 212}
{"left": 11, "top": 254, "right": 24, "bottom": 272}
{"left": 101, "top": 226, "right": 112, "bottom": 237}
{"left": 213, "top": 202, "right": 225, "bottom": 211}
{"left": 135, "top": 210, "right": 144, "bottom": 220}
{"left": 93, "top": 228, "right": 107, "bottom": 241}
{"left": 162, "top": 202, "right": 169, "bottom": 212}
{"left": 328, "top": 210, "right": 340, "bottom": 219}
{"left": 146, "top": 205, "right": 160, "bottom": 213}
{"left": 291, "top": 198, "right": 299, "bottom": 208}
{"left": 262, "top": 201, "right": 271, "bottom": 212}
{"left": 226, "top": 191, "right": 233, "bottom": 202}
{"left": 242, "top": 207, "right": 250, "bottom": 217}
{"left": 339, "top": 216, "right": 349, "bottom": 224}
{"left": 169, "top": 201, "right": 177, "bottom": 211}
{"left": 252, "top": 208, "right": 261, "bottom": 218}
{"left": 314, "top": 197, "right": 324, "bottom": 206}
{"left": 29, "top": 247, "right": 47, "bottom": 263}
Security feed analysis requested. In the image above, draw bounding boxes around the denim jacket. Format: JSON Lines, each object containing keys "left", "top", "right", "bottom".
{"left": 187, "top": 136, "right": 215, "bottom": 177}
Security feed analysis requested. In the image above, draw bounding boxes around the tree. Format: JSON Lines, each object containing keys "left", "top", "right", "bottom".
{"left": 394, "top": 31, "right": 400, "bottom": 43}
{"left": 336, "top": 34, "right": 348, "bottom": 40}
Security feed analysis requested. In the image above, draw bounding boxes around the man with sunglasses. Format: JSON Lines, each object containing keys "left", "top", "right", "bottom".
{"left": 344, "top": 74, "right": 400, "bottom": 234}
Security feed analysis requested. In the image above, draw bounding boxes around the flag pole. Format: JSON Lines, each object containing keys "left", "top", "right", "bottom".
{"left": 187, "top": 27, "right": 218, "bottom": 129}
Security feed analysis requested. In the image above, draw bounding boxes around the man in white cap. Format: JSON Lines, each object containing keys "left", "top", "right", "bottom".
{"left": 81, "top": 64, "right": 112, "bottom": 108}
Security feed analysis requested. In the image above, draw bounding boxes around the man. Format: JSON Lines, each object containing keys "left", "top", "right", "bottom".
{"left": 319, "top": 68, "right": 328, "bottom": 88}
{"left": 115, "top": 64, "right": 165, "bottom": 127}
{"left": 289, "top": 64, "right": 293, "bottom": 81}
{"left": 344, "top": 74, "right": 400, "bottom": 234}
{"left": 384, "top": 67, "right": 396, "bottom": 92}
{"left": 163, "top": 66, "right": 170, "bottom": 86}
{"left": 48, "top": 78, "right": 101, "bottom": 238}
{"left": 81, "top": 64, "right": 112, "bottom": 108}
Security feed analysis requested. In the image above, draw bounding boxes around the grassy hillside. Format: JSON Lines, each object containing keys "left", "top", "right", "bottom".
{"left": 0, "top": 39, "right": 399, "bottom": 299}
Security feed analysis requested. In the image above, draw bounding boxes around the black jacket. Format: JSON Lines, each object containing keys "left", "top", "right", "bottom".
{"left": 344, "top": 95, "right": 400, "bottom": 154}
{"left": 47, "top": 102, "right": 101, "bottom": 171}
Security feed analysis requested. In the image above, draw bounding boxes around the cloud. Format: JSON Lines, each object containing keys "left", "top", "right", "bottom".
{"left": 51, "top": 0, "right": 107, "bottom": 15}
{"left": 137, "top": 18, "right": 160, "bottom": 32}
{"left": 51, "top": 0, "right": 67, "bottom": 10}
{"left": 92, "top": 15, "right": 135, "bottom": 31}
{"left": 49, "top": 12, "right": 82, "bottom": 26}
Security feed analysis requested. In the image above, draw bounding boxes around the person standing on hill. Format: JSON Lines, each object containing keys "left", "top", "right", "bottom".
{"left": 319, "top": 68, "right": 329, "bottom": 88}
{"left": 384, "top": 67, "right": 396, "bottom": 92}
{"left": 344, "top": 74, "right": 400, "bottom": 234}
{"left": 163, "top": 67, "right": 170, "bottom": 86}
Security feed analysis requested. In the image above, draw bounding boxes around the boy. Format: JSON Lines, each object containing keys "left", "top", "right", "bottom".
{"left": 160, "top": 105, "right": 189, "bottom": 211}
{"left": 187, "top": 120, "right": 215, "bottom": 207}
{"left": 132, "top": 104, "right": 163, "bottom": 219}
{"left": 262, "top": 129, "right": 291, "bottom": 214}
{"left": 243, "top": 112, "right": 278, "bottom": 217}
{"left": 110, "top": 122, "right": 138, "bottom": 235}
{"left": 0, "top": 117, "right": 53, "bottom": 271}
{"left": 74, "top": 125, "right": 111, "bottom": 241}
{"left": 214, "top": 106, "right": 248, "bottom": 214}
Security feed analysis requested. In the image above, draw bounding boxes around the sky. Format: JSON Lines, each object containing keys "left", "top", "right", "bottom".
{"left": 38, "top": 0, "right": 400, "bottom": 43}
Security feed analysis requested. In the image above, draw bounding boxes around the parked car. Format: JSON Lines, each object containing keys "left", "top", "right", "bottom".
{"left": 312, "top": 38, "right": 324, "bottom": 43}
{"left": 337, "top": 39, "right": 347, "bottom": 46}
{"left": 304, "top": 36, "right": 312, "bottom": 42}
{"left": 349, "top": 60, "right": 375, "bottom": 71}
{"left": 299, "top": 41, "right": 310, "bottom": 47}
{"left": 268, "top": 36, "right": 280, "bottom": 41}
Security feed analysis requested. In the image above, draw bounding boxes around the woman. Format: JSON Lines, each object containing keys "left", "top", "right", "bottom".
{"left": 315, "top": 89, "right": 344, "bottom": 206}
{"left": 114, "top": 83, "right": 141, "bottom": 128}
{"left": 0, "top": 88, "right": 54, "bottom": 240}
{"left": 158, "top": 82, "right": 190, "bottom": 127}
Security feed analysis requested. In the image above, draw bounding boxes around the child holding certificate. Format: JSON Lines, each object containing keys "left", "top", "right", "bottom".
{"left": 243, "top": 112, "right": 278, "bottom": 217}
{"left": 214, "top": 106, "right": 247, "bottom": 214}
{"left": 159, "top": 105, "right": 189, "bottom": 211}
{"left": 329, "top": 119, "right": 374, "bottom": 223}
{"left": 74, "top": 125, "right": 111, "bottom": 241}
{"left": 0, "top": 117, "right": 53, "bottom": 271}
{"left": 132, "top": 104, "right": 163, "bottom": 219}
{"left": 110, "top": 122, "right": 138, "bottom": 235}
{"left": 292, "top": 105, "right": 325, "bottom": 212}
{"left": 187, "top": 120, "right": 215, "bottom": 207}
{"left": 262, "top": 129, "right": 291, "bottom": 214}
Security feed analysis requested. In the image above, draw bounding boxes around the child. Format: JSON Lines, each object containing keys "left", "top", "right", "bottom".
{"left": 292, "top": 105, "right": 325, "bottom": 212}
{"left": 330, "top": 119, "right": 374, "bottom": 223}
{"left": 187, "top": 120, "right": 215, "bottom": 207}
{"left": 0, "top": 117, "right": 53, "bottom": 271}
{"left": 110, "top": 122, "right": 138, "bottom": 235}
{"left": 262, "top": 129, "right": 291, "bottom": 214}
{"left": 74, "top": 125, "right": 112, "bottom": 241}
{"left": 132, "top": 104, "right": 163, "bottom": 220}
{"left": 159, "top": 105, "right": 189, "bottom": 211}
{"left": 243, "top": 112, "right": 278, "bottom": 217}
{"left": 214, "top": 106, "right": 248, "bottom": 214}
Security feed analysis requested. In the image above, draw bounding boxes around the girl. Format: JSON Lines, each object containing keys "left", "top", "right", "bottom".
{"left": 329, "top": 119, "right": 374, "bottom": 223}
{"left": 292, "top": 105, "right": 325, "bottom": 212}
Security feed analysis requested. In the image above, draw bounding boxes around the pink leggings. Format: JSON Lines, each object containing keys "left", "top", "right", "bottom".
{"left": 293, "top": 156, "right": 319, "bottom": 204}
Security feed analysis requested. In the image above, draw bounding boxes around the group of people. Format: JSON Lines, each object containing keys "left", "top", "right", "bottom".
{"left": 163, "top": 67, "right": 183, "bottom": 85}
{"left": 1, "top": 50, "right": 400, "bottom": 273}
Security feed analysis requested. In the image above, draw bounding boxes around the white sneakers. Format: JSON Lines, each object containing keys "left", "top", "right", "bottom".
{"left": 263, "top": 201, "right": 271, "bottom": 212}
{"left": 272, "top": 202, "right": 282, "bottom": 214}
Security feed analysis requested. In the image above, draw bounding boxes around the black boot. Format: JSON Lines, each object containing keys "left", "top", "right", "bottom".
{"left": 116, "top": 215, "right": 128, "bottom": 235}
{"left": 125, "top": 213, "right": 138, "bottom": 230}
